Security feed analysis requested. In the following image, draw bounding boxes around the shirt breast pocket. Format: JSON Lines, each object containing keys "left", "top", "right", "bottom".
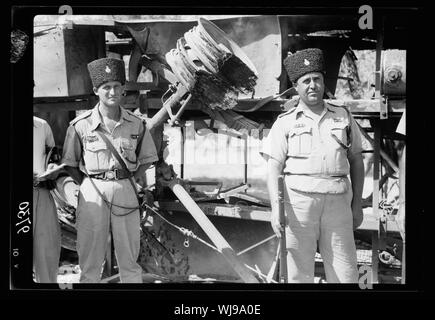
{"left": 84, "top": 141, "right": 109, "bottom": 170}
{"left": 330, "top": 123, "right": 350, "bottom": 150}
{"left": 288, "top": 126, "right": 313, "bottom": 157}
{"left": 120, "top": 138, "right": 137, "bottom": 164}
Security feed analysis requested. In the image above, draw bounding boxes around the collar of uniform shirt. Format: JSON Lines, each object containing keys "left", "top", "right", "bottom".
{"left": 294, "top": 100, "right": 336, "bottom": 120}
{"left": 89, "top": 102, "right": 133, "bottom": 132}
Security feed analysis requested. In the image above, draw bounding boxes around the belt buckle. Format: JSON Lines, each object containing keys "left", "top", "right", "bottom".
{"left": 106, "top": 170, "right": 116, "bottom": 180}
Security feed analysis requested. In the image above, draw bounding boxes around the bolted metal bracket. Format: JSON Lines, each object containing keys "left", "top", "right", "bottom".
{"left": 380, "top": 96, "right": 388, "bottom": 120}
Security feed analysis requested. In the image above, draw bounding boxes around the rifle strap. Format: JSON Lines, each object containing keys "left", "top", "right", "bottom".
{"left": 94, "top": 130, "right": 142, "bottom": 207}
{"left": 135, "top": 120, "right": 147, "bottom": 158}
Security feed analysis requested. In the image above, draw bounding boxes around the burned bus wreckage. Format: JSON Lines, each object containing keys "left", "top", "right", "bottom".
{"left": 33, "top": 14, "right": 406, "bottom": 283}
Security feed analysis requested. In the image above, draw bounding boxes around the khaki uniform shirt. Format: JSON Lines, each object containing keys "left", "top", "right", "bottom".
{"left": 62, "top": 104, "right": 158, "bottom": 174}
{"left": 261, "top": 100, "right": 363, "bottom": 193}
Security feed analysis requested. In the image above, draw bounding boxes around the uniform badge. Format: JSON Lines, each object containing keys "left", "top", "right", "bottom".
{"left": 105, "top": 65, "right": 111, "bottom": 73}
{"left": 304, "top": 59, "right": 310, "bottom": 66}
{"left": 130, "top": 134, "right": 139, "bottom": 139}
{"left": 85, "top": 134, "right": 99, "bottom": 143}
{"left": 294, "top": 123, "right": 306, "bottom": 128}
{"left": 333, "top": 118, "right": 343, "bottom": 122}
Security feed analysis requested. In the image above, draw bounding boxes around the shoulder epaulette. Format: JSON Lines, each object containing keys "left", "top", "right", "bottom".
{"left": 326, "top": 101, "right": 350, "bottom": 114}
{"left": 277, "top": 96, "right": 299, "bottom": 118}
{"left": 326, "top": 100, "right": 344, "bottom": 108}
{"left": 70, "top": 109, "right": 92, "bottom": 125}
{"left": 125, "top": 109, "right": 144, "bottom": 121}
{"left": 128, "top": 110, "right": 149, "bottom": 127}
{"left": 278, "top": 106, "right": 297, "bottom": 118}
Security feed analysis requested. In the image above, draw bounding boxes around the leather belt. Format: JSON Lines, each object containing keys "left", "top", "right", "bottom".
{"left": 284, "top": 173, "right": 347, "bottom": 178}
{"left": 89, "top": 169, "right": 132, "bottom": 180}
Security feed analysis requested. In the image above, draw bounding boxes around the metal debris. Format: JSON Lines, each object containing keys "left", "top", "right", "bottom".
{"left": 165, "top": 18, "right": 258, "bottom": 111}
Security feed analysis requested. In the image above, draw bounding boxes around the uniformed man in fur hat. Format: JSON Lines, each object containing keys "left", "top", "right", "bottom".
{"left": 261, "top": 48, "right": 365, "bottom": 283}
{"left": 62, "top": 57, "right": 158, "bottom": 283}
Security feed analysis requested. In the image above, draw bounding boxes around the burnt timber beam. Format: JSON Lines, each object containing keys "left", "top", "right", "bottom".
{"left": 159, "top": 201, "right": 271, "bottom": 222}
{"left": 167, "top": 179, "right": 259, "bottom": 283}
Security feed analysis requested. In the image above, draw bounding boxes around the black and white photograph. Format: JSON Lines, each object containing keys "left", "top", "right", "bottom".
{"left": 8, "top": 3, "right": 428, "bottom": 303}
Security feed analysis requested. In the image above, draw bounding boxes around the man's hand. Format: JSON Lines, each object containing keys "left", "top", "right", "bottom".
{"left": 351, "top": 201, "right": 364, "bottom": 230}
{"left": 271, "top": 209, "right": 283, "bottom": 238}
{"left": 36, "top": 163, "right": 64, "bottom": 181}
{"left": 134, "top": 163, "right": 152, "bottom": 188}
{"left": 64, "top": 166, "right": 84, "bottom": 185}
{"left": 43, "top": 163, "right": 63, "bottom": 180}
{"left": 134, "top": 172, "right": 146, "bottom": 188}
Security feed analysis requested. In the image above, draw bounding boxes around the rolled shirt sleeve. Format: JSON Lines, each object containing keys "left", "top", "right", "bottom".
{"left": 348, "top": 113, "right": 363, "bottom": 156}
{"left": 61, "top": 125, "right": 83, "bottom": 168}
{"left": 137, "top": 125, "right": 159, "bottom": 166}
{"left": 259, "top": 117, "right": 289, "bottom": 164}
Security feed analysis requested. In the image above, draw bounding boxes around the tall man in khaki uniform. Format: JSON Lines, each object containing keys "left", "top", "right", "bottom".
{"left": 62, "top": 58, "right": 158, "bottom": 283}
{"left": 261, "top": 48, "right": 365, "bottom": 283}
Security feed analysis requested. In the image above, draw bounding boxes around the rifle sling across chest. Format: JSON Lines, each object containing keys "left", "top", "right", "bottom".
{"left": 94, "top": 128, "right": 141, "bottom": 195}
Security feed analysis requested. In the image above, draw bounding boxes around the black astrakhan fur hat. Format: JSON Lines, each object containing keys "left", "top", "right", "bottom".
{"left": 283, "top": 48, "right": 325, "bottom": 83}
{"left": 87, "top": 57, "right": 126, "bottom": 89}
